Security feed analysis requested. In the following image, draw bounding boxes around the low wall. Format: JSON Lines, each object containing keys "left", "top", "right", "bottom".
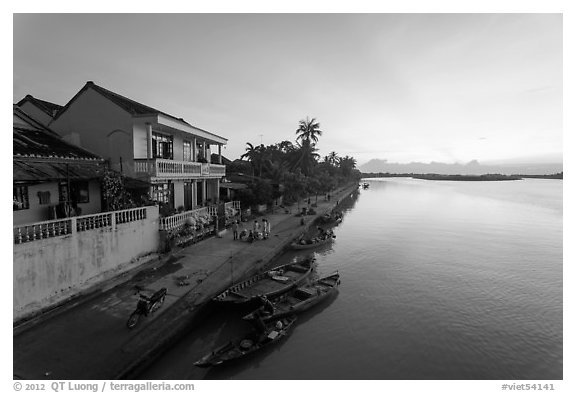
{"left": 13, "top": 206, "right": 160, "bottom": 321}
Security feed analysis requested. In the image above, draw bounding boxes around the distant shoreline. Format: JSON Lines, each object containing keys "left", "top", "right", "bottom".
{"left": 361, "top": 173, "right": 563, "bottom": 181}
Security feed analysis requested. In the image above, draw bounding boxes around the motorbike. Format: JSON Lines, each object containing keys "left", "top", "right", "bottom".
{"left": 126, "top": 287, "right": 167, "bottom": 329}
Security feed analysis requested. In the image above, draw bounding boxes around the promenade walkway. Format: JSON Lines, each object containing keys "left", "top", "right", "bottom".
{"left": 13, "top": 184, "right": 358, "bottom": 380}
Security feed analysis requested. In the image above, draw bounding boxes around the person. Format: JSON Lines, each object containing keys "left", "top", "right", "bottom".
{"left": 263, "top": 218, "right": 271, "bottom": 239}
{"left": 259, "top": 295, "right": 274, "bottom": 315}
{"left": 232, "top": 220, "right": 239, "bottom": 240}
{"left": 253, "top": 220, "right": 260, "bottom": 235}
{"left": 239, "top": 228, "right": 248, "bottom": 241}
{"left": 247, "top": 230, "right": 255, "bottom": 243}
{"left": 261, "top": 218, "right": 267, "bottom": 239}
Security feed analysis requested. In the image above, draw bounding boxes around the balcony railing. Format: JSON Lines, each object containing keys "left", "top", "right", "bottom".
{"left": 14, "top": 207, "right": 149, "bottom": 244}
{"left": 134, "top": 159, "right": 225, "bottom": 179}
{"left": 159, "top": 201, "right": 240, "bottom": 231}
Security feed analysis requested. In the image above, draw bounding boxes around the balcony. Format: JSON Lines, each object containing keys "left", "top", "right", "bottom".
{"left": 134, "top": 159, "right": 225, "bottom": 179}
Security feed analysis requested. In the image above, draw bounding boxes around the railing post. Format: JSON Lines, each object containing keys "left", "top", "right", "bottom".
{"left": 71, "top": 217, "right": 77, "bottom": 236}
{"left": 111, "top": 212, "right": 116, "bottom": 231}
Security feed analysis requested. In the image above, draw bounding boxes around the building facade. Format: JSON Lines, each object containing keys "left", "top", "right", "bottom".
{"left": 49, "top": 81, "right": 227, "bottom": 212}
{"left": 13, "top": 106, "right": 104, "bottom": 226}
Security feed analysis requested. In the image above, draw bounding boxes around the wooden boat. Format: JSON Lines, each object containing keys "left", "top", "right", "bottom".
{"left": 194, "top": 316, "right": 297, "bottom": 367}
{"left": 243, "top": 272, "right": 340, "bottom": 322}
{"left": 318, "top": 212, "right": 343, "bottom": 225}
{"left": 290, "top": 230, "right": 335, "bottom": 250}
{"left": 212, "top": 258, "right": 314, "bottom": 304}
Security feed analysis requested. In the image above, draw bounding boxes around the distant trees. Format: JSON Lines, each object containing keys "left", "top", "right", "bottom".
{"left": 231, "top": 117, "right": 361, "bottom": 209}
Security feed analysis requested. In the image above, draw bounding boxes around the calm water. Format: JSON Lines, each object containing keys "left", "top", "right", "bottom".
{"left": 141, "top": 178, "right": 563, "bottom": 380}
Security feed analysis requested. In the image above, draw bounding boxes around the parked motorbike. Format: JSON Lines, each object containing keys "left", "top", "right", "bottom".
{"left": 126, "top": 287, "right": 167, "bottom": 329}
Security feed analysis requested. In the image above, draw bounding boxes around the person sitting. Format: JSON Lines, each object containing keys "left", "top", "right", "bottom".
{"left": 239, "top": 229, "right": 248, "bottom": 240}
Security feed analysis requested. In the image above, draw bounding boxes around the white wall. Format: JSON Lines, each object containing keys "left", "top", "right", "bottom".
{"left": 13, "top": 206, "right": 160, "bottom": 321}
{"left": 13, "top": 180, "right": 102, "bottom": 226}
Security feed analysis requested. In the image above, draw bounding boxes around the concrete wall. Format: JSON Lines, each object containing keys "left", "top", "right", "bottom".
{"left": 51, "top": 88, "right": 134, "bottom": 175}
{"left": 13, "top": 206, "right": 160, "bottom": 321}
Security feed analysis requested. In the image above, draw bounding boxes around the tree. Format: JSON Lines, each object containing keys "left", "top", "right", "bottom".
{"left": 295, "top": 117, "right": 322, "bottom": 144}
{"left": 328, "top": 151, "right": 339, "bottom": 166}
{"left": 338, "top": 155, "right": 358, "bottom": 177}
{"left": 240, "top": 142, "right": 265, "bottom": 178}
{"left": 291, "top": 140, "right": 320, "bottom": 176}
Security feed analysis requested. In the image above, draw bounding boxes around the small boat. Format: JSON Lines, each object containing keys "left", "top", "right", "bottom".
{"left": 290, "top": 230, "right": 335, "bottom": 250}
{"left": 243, "top": 272, "right": 340, "bottom": 322}
{"left": 194, "top": 316, "right": 297, "bottom": 367}
{"left": 318, "top": 212, "right": 343, "bottom": 225}
{"left": 213, "top": 258, "right": 314, "bottom": 304}
{"left": 362, "top": 182, "right": 369, "bottom": 189}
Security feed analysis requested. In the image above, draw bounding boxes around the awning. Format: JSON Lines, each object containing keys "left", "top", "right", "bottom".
{"left": 219, "top": 182, "right": 248, "bottom": 190}
{"left": 13, "top": 160, "right": 104, "bottom": 183}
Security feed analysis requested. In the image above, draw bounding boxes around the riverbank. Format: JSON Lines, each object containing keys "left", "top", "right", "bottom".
{"left": 13, "top": 183, "right": 359, "bottom": 380}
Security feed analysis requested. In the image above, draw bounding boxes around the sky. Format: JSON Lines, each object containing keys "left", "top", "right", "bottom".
{"left": 13, "top": 13, "right": 563, "bottom": 166}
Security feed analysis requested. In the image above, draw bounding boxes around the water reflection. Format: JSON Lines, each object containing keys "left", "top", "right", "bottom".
{"left": 140, "top": 178, "right": 562, "bottom": 380}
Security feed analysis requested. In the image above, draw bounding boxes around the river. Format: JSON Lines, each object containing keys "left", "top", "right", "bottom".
{"left": 140, "top": 177, "right": 563, "bottom": 380}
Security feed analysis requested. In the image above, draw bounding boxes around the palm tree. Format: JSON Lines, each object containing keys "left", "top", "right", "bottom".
{"left": 338, "top": 155, "right": 357, "bottom": 177}
{"left": 291, "top": 140, "right": 320, "bottom": 176}
{"left": 328, "top": 151, "right": 339, "bottom": 166}
{"left": 240, "top": 142, "right": 265, "bottom": 178}
{"left": 295, "top": 117, "right": 322, "bottom": 144}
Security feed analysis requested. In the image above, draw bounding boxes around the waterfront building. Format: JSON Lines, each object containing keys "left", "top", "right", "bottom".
{"left": 13, "top": 105, "right": 105, "bottom": 226}
{"left": 49, "top": 81, "right": 227, "bottom": 211}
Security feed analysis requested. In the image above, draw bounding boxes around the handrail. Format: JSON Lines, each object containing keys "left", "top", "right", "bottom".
{"left": 134, "top": 159, "right": 225, "bottom": 178}
{"left": 14, "top": 206, "right": 150, "bottom": 244}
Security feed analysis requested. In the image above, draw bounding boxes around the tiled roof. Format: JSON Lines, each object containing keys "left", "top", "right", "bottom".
{"left": 16, "top": 95, "right": 63, "bottom": 118}
{"left": 13, "top": 106, "right": 103, "bottom": 162}
{"left": 54, "top": 82, "right": 226, "bottom": 142}
{"left": 13, "top": 160, "right": 103, "bottom": 183}
{"left": 56, "top": 81, "right": 192, "bottom": 126}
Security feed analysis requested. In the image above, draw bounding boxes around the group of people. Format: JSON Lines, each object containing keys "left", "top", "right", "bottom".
{"left": 232, "top": 218, "right": 271, "bottom": 242}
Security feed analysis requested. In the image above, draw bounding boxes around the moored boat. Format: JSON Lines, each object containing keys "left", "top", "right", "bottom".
{"left": 318, "top": 212, "right": 343, "bottom": 225}
{"left": 290, "top": 229, "right": 335, "bottom": 250}
{"left": 213, "top": 258, "right": 314, "bottom": 304}
{"left": 243, "top": 272, "right": 341, "bottom": 322}
{"left": 193, "top": 316, "right": 297, "bottom": 367}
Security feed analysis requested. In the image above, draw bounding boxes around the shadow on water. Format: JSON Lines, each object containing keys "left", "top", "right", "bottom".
{"left": 203, "top": 291, "right": 340, "bottom": 380}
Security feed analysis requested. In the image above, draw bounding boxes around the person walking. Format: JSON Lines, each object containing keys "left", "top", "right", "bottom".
{"left": 261, "top": 218, "right": 268, "bottom": 239}
{"left": 253, "top": 220, "right": 260, "bottom": 238}
{"left": 232, "top": 220, "right": 239, "bottom": 240}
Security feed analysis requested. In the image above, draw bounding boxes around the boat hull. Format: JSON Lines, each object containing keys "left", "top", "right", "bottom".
{"left": 243, "top": 272, "right": 340, "bottom": 322}
{"left": 194, "top": 316, "right": 297, "bottom": 367}
{"left": 213, "top": 259, "right": 314, "bottom": 304}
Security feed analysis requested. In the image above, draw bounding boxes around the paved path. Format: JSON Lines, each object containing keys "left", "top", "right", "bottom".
{"left": 13, "top": 184, "right": 358, "bottom": 380}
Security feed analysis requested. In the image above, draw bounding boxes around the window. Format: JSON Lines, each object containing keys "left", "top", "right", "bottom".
{"left": 59, "top": 181, "right": 89, "bottom": 204}
{"left": 72, "top": 181, "right": 90, "bottom": 204}
{"left": 152, "top": 132, "right": 173, "bottom": 160}
{"left": 152, "top": 183, "right": 173, "bottom": 204}
{"left": 37, "top": 191, "right": 51, "bottom": 205}
{"left": 13, "top": 185, "right": 29, "bottom": 210}
{"left": 183, "top": 140, "right": 192, "bottom": 161}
